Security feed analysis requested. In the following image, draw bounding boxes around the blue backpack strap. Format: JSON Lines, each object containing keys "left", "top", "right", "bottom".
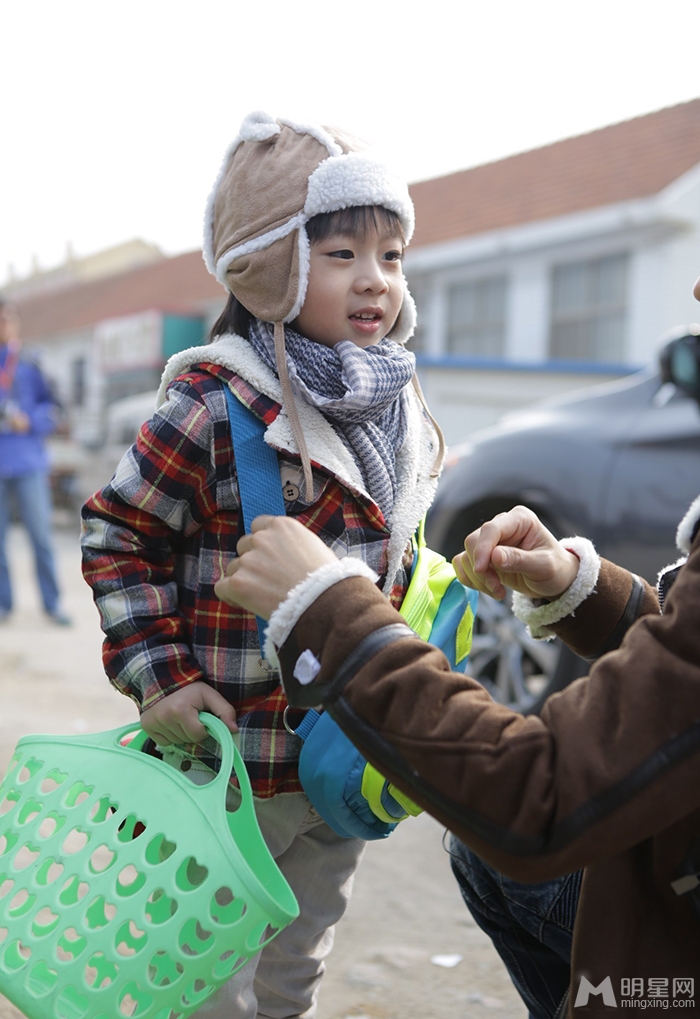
{"left": 223, "top": 385, "right": 286, "bottom": 655}
{"left": 224, "top": 383, "right": 403, "bottom": 841}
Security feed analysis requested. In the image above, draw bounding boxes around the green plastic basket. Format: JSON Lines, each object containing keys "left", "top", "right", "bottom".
{"left": 0, "top": 713, "right": 299, "bottom": 1019}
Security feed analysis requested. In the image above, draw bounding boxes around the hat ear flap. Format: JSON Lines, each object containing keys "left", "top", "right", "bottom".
{"left": 388, "top": 284, "right": 417, "bottom": 346}
{"left": 226, "top": 229, "right": 303, "bottom": 324}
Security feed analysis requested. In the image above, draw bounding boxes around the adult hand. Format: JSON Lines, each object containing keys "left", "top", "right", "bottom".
{"left": 452, "top": 505, "right": 580, "bottom": 602}
{"left": 214, "top": 515, "right": 338, "bottom": 620}
{"left": 140, "top": 681, "right": 238, "bottom": 746}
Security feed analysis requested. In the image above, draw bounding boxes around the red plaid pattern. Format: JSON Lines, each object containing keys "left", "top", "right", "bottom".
{"left": 82, "top": 364, "right": 410, "bottom": 797}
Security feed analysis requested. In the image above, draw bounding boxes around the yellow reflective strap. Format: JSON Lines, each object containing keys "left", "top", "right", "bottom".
{"left": 361, "top": 764, "right": 409, "bottom": 824}
{"left": 400, "top": 537, "right": 457, "bottom": 639}
{"left": 455, "top": 605, "right": 475, "bottom": 664}
{"left": 360, "top": 763, "right": 423, "bottom": 822}
{"left": 387, "top": 783, "right": 423, "bottom": 817}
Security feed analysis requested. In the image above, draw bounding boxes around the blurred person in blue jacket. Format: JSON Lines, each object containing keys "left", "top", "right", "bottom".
{"left": 0, "top": 297, "right": 70, "bottom": 625}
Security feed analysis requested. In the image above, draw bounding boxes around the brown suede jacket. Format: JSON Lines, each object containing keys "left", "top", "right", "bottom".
{"left": 276, "top": 534, "right": 700, "bottom": 1015}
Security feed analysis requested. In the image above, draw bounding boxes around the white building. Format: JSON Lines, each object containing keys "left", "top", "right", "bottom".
{"left": 15, "top": 251, "right": 224, "bottom": 447}
{"left": 14, "top": 98, "right": 700, "bottom": 451}
{"left": 405, "top": 98, "right": 700, "bottom": 443}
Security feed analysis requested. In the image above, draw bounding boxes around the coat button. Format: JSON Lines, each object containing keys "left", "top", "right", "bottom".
{"left": 283, "top": 482, "right": 300, "bottom": 502}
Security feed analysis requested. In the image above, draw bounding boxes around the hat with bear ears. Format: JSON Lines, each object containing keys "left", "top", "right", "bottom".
{"left": 203, "top": 110, "right": 416, "bottom": 342}
{"left": 202, "top": 112, "right": 443, "bottom": 498}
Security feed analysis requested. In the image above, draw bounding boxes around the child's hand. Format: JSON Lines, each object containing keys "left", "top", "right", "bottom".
{"left": 140, "top": 681, "right": 238, "bottom": 746}
{"left": 453, "top": 505, "right": 580, "bottom": 602}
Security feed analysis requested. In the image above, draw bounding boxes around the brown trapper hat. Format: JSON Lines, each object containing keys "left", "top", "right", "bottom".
{"left": 203, "top": 111, "right": 416, "bottom": 343}
{"left": 202, "top": 112, "right": 444, "bottom": 499}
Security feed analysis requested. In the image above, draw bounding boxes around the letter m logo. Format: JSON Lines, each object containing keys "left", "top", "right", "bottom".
{"left": 574, "top": 976, "right": 617, "bottom": 1007}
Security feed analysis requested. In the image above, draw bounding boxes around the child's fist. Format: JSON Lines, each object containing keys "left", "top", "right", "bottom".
{"left": 140, "top": 681, "right": 238, "bottom": 747}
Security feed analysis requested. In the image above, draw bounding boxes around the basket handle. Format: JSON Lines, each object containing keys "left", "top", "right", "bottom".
{"left": 118, "top": 713, "right": 255, "bottom": 823}
{"left": 120, "top": 713, "right": 248, "bottom": 789}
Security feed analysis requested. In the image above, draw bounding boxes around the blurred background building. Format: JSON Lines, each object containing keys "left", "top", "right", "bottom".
{"left": 404, "top": 98, "right": 700, "bottom": 441}
{"left": 9, "top": 97, "right": 700, "bottom": 476}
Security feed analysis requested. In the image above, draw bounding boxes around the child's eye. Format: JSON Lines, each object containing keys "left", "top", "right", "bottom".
{"left": 328, "top": 249, "right": 354, "bottom": 259}
{"left": 384, "top": 250, "right": 403, "bottom": 262}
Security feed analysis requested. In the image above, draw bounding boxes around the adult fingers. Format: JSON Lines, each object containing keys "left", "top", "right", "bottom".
{"left": 452, "top": 549, "right": 507, "bottom": 600}
{"left": 250, "top": 515, "right": 279, "bottom": 532}
{"left": 490, "top": 543, "right": 554, "bottom": 579}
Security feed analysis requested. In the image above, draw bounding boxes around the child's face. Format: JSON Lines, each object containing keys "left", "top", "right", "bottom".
{"left": 293, "top": 222, "right": 405, "bottom": 348}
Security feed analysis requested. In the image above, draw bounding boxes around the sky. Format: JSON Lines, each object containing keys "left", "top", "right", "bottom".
{"left": 2, "top": 0, "right": 699, "bottom": 286}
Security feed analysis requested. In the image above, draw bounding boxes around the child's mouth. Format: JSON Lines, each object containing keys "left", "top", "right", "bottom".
{"left": 349, "top": 311, "right": 382, "bottom": 333}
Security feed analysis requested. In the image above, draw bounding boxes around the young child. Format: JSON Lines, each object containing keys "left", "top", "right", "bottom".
{"left": 81, "top": 111, "right": 443, "bottom": 1019}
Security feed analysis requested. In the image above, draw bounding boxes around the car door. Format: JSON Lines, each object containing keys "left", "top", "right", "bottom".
{"left": 599, "top": 382, "right": 700, "bottom": 581}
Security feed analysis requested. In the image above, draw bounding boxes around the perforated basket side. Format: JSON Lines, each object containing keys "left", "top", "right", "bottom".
{"left": 0, "top": 720, "right": 298, "bottom": 1019}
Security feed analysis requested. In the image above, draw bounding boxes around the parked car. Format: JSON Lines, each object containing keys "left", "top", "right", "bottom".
{"left": 425, "top": 326, "right": 700, "bottom": 714}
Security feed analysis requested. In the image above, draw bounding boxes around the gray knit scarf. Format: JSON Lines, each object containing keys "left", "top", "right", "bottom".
{"left": 247, "top": 319, "right": 416, "bottom": 522}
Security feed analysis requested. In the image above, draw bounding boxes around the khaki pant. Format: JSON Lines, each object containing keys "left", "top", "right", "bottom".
{"left": 162, "top": 750, "right": 365, "bottom": 1019}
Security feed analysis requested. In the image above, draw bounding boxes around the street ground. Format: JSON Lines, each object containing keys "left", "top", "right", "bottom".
{"left": 0, "top": 521, "right": 525, "bottom": 1019}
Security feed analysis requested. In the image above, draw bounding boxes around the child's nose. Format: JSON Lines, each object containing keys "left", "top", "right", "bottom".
{"left": 354, "top": 259, "right": 389, "bottom": 293}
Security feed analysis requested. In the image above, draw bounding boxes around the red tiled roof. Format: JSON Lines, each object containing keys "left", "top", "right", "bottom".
{"left": 17, "top": 250, "right": 224, "bottom": 341}
{"left": 409, "top": 98, "right": 700, "bottom": 248}
{"left": 15, "top": 99, "right": 700, "bottom": 339}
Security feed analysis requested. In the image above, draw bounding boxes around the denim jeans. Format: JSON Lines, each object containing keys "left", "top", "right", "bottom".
{"left": 449, "top": 834, "right": 581, "bottom": 1019}
{"left": 0, "top": 471, "right": 62, "bottom": 615}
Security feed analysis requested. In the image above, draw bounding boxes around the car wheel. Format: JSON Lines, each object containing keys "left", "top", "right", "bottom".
{"left": 467, "top": 591, "right": 588, "bottom": 715}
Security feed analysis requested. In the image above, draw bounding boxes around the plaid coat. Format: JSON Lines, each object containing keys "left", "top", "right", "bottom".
{"left": 81, "top": 335, "right": 440, "bottom": 797}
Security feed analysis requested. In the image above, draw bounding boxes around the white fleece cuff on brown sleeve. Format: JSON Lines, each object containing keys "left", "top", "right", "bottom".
{"left": 263, "top": 559, "right": 380, "bottom": 668}
{"left": 511, "top": 537, "right": 600, "bottom": 640}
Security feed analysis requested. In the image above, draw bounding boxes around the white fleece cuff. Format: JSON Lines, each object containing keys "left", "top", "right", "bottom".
{"left": 263, "top": 559, "right": 379, "bottom": 668}
{"left": 676, "top": 493, "right": 700, "bottom": 554}
{"left": 511, "top": 537, "right": 600, "bottom": 640}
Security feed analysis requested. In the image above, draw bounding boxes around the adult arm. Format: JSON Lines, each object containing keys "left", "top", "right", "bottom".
{"left": 16, "top": 360, "right": 57, "bottom": 436}
{"left": 217, "top": 515, "right": 700, "bottom": 882}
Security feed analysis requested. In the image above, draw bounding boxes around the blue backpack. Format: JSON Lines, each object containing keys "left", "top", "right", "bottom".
{"left": 224, "top": 385, "right": 477, "bottom": 840}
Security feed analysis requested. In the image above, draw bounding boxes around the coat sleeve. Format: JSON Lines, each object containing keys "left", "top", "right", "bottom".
{"left": 275, "top": 549, "right": 700, "bottom": 881}
{"left": 80, "top": 377, "right": 235, "bottom": 710}
{"left": 25, "top": 361, "right": 58, "bottom": 436}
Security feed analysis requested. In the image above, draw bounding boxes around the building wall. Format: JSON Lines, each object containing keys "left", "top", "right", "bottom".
{"left": 405, "top": 166, "right": 700, "bottom": 445}
{"left": 25, "top": 295, "right": 224, "bottom": 450}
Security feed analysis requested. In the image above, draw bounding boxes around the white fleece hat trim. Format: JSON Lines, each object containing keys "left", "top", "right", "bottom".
{"left": 676, "top": 493, "right": 700, "bottom": 554}
{"left": 511, "top": 537, "right": 601, "bottom": 640}
{"left": 203, "top": 134, "right": 241, "bottom": 275}
{"left": 239, "top": 110, "right": 283, "bottom": 143}
{"left": 203, "top": 112, "right": 344, "bottom": 275}
{"left": 391, "top": 285, "right": 417, "bottom": 346}
{"left": 288, "top": 227, "right": 311, "bottom": 322}
{"left": 263, "top": 558, "right": 379, "bottom": 668}
{"left": 278, "top": 116, "right": 343, "bottom": 157}
{"left": 203, "top": 112, "right": 415, "bottom": 288}
{"left": 305, "top": 152, "right": 415, "bottom": 242}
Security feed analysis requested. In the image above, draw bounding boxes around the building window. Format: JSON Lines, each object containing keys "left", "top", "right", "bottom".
{"left": 447, "top": 276, "right": 507, "bottom": 357}
{"left": 549, "top": 253, "right": 628, "bottom": 362}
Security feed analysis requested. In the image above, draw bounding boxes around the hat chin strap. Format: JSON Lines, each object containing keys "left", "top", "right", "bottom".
{"left": 273, "top": 321, "right": 315, "bottom": 501}
{"left": 410, "top": 373, "right": 446, "bottom": 479}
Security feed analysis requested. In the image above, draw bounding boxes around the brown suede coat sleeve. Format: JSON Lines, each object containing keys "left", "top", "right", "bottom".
{"left": 277, "top": 549, "right": 700, "bottom": 882}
